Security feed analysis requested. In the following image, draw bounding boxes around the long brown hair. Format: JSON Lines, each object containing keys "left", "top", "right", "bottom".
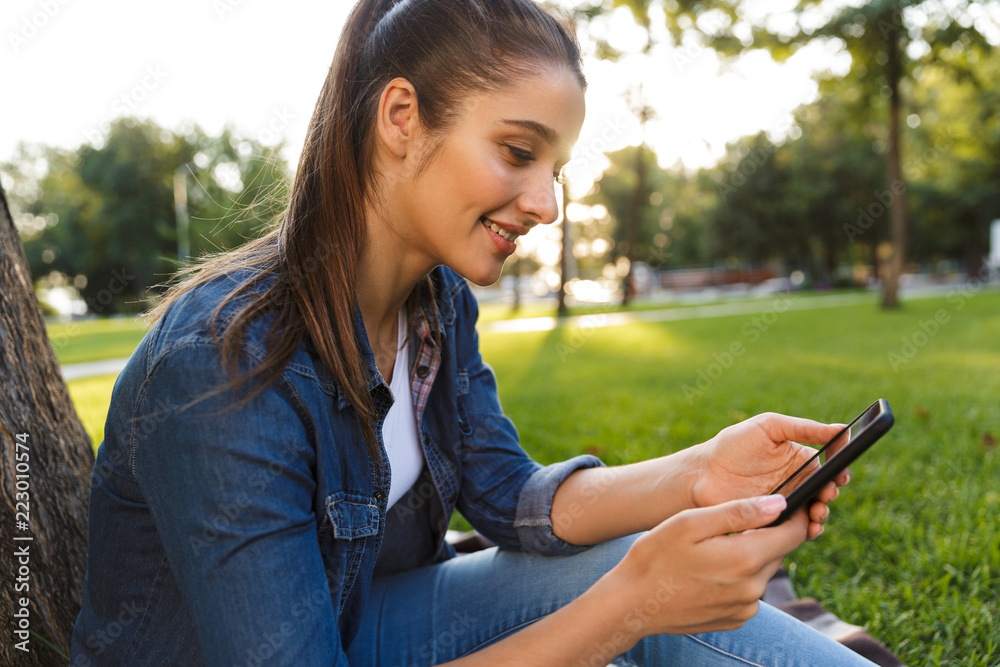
{"left": 148, "top": 0, "right": 586, "bottom": 471}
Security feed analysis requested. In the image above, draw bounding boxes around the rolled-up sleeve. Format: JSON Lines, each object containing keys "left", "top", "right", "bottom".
{"left": 514, "top": 454, "right": 607, "bottom": 556}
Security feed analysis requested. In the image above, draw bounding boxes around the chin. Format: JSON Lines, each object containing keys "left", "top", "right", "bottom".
{"left": 449, "top": 257, "right": 506, "bottom": 287}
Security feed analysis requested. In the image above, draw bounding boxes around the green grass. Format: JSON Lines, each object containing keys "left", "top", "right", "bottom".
{"left": 67, "top": 374, "right": 118, "bottom": 450}
{"left": 64, "top": 290, "right": 1000, "bottom": 664}
{"left": 473, "top": 286, "right": 870, "bottom": 324}
{"left": 48, "top": 317, "right": 148, "bottom": 365}
{"left": 476, "top": 289, "right": 1000, "bottom": 665}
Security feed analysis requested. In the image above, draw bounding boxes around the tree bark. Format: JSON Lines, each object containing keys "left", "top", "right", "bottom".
{"left": 1, "top": 182, "right": 93, "bottom": 664}
{"left": 881, "top": 18, "right": 907, "bottom": 309}
{"left": 557, "top": 180, "right": 570, "bottom": 318}
{"left": 510, "top": 254, "right": 521, "bottom": 314}
{"left": 621, "top": 143, "right": 647, "bottom": 306}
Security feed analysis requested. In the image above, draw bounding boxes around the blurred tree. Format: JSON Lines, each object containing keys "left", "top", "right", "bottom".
{"left": 584, "top": 145, "right": 711, "bottom": 273}
{"left": 906, "top": 45, "right": 1000, "bottom": 275}
{"left": 166, "top": 125, "right": 291, "bottom": 261}
{"left": 74, "top": 119, "right": 179, "bottom": 311}
{"left": 557, "top": 180, "right": 571, "bottom": 316}
{"left": 577, "top": 0, "right": 996, "bottom": 307}
{"left": 3, "top": 118, "right": 291, "bottom": 314}
{"left": 709, "top": 71, "right": 885, "bottom": 284}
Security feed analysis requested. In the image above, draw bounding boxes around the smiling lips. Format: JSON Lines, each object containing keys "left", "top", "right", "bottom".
{"left": 480, "top": 217, "right": 520, "bottom": 242}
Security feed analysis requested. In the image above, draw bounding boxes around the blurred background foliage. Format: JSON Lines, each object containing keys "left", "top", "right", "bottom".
{"left": 3, "top": 119, "right": 290, "bottom": 313}
{"left": 1, "top": 0, "right": 997, "bottom": 314}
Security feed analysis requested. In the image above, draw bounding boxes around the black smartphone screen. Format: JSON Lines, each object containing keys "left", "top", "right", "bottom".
{"left": 765, "top": 399, "right": 894, "bottom": 527}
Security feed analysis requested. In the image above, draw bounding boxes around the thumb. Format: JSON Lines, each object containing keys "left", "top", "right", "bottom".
{"left": 691, "top": 495, "right": 787, "bottom": 538}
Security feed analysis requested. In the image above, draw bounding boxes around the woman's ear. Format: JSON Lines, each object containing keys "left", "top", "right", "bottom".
{"left": 376, "top": 77, "right": 420, "bottom": 159}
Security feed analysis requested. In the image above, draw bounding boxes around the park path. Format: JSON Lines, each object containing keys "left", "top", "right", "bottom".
{"left": 61, "top": 357, "right": 131, "bottom": 382}
{"left": 481, "top": 291, "right": 873, "bottom": 334}
{"left": 59, "top": 286, "right": 965, "bottom": 381}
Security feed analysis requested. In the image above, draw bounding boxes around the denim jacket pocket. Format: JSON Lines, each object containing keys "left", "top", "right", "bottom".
{"left": 321, "top": 493, "right": 380, "bottom": 612}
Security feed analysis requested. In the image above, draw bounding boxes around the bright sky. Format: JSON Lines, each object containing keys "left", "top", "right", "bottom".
{"left": 2, "top": 0, "right": 860, "bottom": 299}
{"left": 2, "top": 0, "right": 852, "bottom": 186}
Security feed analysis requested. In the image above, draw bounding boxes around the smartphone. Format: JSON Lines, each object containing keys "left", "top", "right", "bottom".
{"left": 765, "top": 399, "right": 894, "bottom": 527}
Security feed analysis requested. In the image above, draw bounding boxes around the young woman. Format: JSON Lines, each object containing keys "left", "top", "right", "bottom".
{"left": 71, "top": 0, "right": 877, "bottom": 664}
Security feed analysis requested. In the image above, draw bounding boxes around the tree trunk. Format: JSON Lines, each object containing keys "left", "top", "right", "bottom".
{"left": 881, "top": 19, "right": 907, "bottom": 309}
{"left": 510, "top": 255, "right": 521, "bottom": 314}
{"left": 1, "top": 182, "right": 93, "bottom": 664}
{"left": 557, "top": 181, "right": 570, "bottom": 318}
{"left": 622, "top": 144, "right": 647, "bottom": 306}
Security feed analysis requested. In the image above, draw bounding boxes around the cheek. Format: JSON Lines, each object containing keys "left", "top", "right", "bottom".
{"left": 414, "top": 144, "right": 516, "bottom": 234}
{"left": 457, "top": 154, "right": 514, "bottom": 212}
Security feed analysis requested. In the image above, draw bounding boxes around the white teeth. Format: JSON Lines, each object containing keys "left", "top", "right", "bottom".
{"left": 484, "top": 219, "right": 518, "bottom": 242}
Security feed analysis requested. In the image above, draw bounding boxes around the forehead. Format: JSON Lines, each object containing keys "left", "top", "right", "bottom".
{"left": 459, "top": 67, "right": 586, "bottom": 159}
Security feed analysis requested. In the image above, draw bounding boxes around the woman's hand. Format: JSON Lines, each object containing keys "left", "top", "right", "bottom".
{"left": 689, "top": 412, "right": 850, "bottom": 540}
{"left": 605, "top": 494, "right": 807, "bottom": 639}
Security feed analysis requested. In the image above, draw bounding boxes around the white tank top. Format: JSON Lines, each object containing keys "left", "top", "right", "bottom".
{"left": 381, "top": 306, "right": 425, "bottom": 509}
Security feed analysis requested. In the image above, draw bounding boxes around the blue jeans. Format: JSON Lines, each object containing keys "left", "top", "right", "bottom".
{"left": 347, "top": 533, "right": 878, "bottom": 666}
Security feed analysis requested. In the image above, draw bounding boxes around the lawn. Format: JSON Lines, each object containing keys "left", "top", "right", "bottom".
{"left": 64, "top": 289, "right": 1000, "bottom": 665}
{"left": 48, "top": 316, "right": 148, "bottom": 365}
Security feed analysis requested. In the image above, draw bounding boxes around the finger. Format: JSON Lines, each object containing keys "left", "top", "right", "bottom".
{"left": 727, "top": 500, "right": 810, "bottom": 559}
{"left": 755, "top": 413, "right": 846, "bottom": 448}
{"left": 681, "top": 495, "right": 788, "bottom": 539}
{"left": 808, "top": 500, "right": 830, "bottom": 525}
{"left": 815, "top": 481, "right": 839, "bottom": 504}
{"left": 834, "top": 468, "right": 850, "bottom": 486}
{"left": 808, "top": 522, "right": 825, "bottom": 540}
{"left": 780, "top": 504, "right": 811, "bottom": 538}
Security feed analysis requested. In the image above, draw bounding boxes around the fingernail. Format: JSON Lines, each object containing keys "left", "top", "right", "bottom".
{"left": 759, "top": 495, "right": 786, "bottom": 513}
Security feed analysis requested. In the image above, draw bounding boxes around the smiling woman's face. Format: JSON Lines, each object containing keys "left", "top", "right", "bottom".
{"left": 394, "top": 66, "right": 586, "bottom": 286}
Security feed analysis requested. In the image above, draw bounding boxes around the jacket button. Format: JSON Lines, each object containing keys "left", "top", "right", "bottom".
{"left": 374, "top": 490, "right": 384, "bottom": 501}
{"left": 416, "top": 365, "right": 430, "bottom": 379}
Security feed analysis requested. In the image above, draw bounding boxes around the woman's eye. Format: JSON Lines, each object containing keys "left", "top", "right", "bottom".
{"left": 504, "top": 143, "right": 535, "bottom": 163}
{"left": 503, "top": 142, "right": 565, "bottom": 183}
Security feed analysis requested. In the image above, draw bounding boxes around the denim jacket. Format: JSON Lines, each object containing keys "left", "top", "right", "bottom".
{"left": 71, "top": 265, "right": 605, "bottom": 666}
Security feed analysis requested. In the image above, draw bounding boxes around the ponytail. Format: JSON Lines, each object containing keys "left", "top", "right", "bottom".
{"left": 148, "top": 0, "right": 584, "bottom": 478}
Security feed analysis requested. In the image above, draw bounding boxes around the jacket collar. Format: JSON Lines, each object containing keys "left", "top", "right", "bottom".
{"left": 333, "top": 265, "right": 459, "bottom": 410}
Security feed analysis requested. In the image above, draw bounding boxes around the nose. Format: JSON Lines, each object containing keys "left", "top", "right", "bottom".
{"left": 517, "top": 171, "right": 561, "bottom": 227}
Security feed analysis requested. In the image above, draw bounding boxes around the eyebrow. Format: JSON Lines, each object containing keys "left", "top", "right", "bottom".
{"left": 498, "top": 119, "right": 570, "bottom": 162}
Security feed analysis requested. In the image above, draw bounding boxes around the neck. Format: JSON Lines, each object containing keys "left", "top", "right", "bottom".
{"left": 355, "top": 206, "right": 436, "bottom": 352}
